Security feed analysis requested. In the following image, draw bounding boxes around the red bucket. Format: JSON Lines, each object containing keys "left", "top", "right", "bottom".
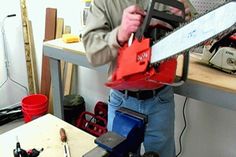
{"left": 21, "top": 94, "right": 48, "bottom": 123}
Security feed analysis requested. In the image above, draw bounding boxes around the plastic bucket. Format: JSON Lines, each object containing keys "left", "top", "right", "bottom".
{"left": 21, "top": 94, "right": 48, "bottom": 123}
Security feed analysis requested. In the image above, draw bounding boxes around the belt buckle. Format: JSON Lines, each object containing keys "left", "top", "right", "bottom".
{"left": 125, "top": 90, "right": 128, "bottom": 99}
{"left": 153, "top": 90, "right": 156, "bottom": 96}
{"left": 136, "top": 92, "right": 140, "bottom": 99}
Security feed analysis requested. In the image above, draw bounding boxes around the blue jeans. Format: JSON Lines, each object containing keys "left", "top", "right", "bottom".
{"left": 108, "top": 86, "right": 175, "bottom": 157}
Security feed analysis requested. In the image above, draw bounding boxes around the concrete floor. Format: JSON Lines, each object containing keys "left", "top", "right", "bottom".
{"left": 0, "top": 118, "right": 24, "bottom": 135}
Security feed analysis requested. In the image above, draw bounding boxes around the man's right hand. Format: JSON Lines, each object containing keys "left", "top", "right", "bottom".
{"left": 117, "top": 5, "right": 146, "bottom": 45}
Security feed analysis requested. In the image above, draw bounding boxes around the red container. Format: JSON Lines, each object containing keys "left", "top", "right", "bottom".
{"left": 21, "top": 94, "right": 48, "bottom": 123}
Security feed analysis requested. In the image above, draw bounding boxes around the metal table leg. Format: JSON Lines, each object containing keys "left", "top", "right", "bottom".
{"left": 49, "top": 58, "right": 64, "bottom": 119}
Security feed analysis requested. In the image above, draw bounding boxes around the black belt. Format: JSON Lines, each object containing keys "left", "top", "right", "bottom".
{"left": 119, "top": 86, "right": 166, "bottom": 100}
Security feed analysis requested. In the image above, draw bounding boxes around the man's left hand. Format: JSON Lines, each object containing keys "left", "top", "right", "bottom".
{"left": 169, "top": 0, "right": 192, "bottom": 21}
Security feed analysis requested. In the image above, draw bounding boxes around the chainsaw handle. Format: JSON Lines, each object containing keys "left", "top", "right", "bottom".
{"left": 135, "top": 0, "right": 185, "bottom": 41}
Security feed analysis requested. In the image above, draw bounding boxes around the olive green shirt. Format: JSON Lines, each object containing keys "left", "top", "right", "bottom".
{"left": 83, "top": 0, "right": 166, "bottom": 80}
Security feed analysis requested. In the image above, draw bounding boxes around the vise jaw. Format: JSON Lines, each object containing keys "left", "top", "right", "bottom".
{"left": 83, "top": 107, "right": 148, "bottom": 157}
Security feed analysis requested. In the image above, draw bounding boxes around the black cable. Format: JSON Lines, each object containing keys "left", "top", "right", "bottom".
{"left": 85, "top": 116, "right": 95, "bottom": 128}
{"left": 0, "top": 105, "right": 23, "bottom": 126}
{"left": 176, "top": 97, "right": 188, "bottom": 157}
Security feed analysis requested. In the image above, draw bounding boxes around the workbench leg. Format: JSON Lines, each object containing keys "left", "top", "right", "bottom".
{"left": 49, "top": 58, "right": 64, "bottom": 119}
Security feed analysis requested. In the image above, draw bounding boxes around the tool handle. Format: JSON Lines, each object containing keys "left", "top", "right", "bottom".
{"left": 60, "top": 128, "right": 67, "bottom": 142}
{"left": 7, "top": 14, "right": 16, "bottom": 17}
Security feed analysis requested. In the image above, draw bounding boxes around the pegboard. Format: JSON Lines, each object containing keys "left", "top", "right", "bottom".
{"left": 190, "top": 0, "right": 225, "bottom": 14}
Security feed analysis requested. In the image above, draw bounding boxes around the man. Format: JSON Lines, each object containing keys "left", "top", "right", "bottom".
{"left": 83, "top": 0, "right": 190, "bottom": 156}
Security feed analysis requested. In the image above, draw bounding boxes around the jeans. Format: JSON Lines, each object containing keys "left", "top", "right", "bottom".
{"left": 108, "top": 86, "right": 175, "bottom": 157}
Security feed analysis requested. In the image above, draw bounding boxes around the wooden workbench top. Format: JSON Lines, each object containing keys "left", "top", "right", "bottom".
{"left": 44, "top": 39, "right": 86, "bottom": 55}
{"left": 44, "top": 39, "right": 236, "bottom": 93}
{"left": 0, "top": 114, "right": 96, "bottom": 157}
{"left": 176, "top": 54, "right": 236, "bottom": 93}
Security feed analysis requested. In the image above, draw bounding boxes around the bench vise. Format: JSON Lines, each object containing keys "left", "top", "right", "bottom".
{"left": 83, "top": 107, "right": 148, "bottom": 157}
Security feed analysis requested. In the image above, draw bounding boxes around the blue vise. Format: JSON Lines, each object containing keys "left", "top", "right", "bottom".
{"left": 83, "top": 107, "right": 148, "bottom": 157}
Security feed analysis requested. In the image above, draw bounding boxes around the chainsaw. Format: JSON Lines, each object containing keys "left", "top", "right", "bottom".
{"left": 105, "top": 0, "right": 236, "bottom": 90}
{"left": 201, "top": 31, "right": 236, "bottom": 74}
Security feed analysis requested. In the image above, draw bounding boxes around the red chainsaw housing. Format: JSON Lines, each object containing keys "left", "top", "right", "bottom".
{"left": 105, "top": 38, "right": 177, "bottom": 90}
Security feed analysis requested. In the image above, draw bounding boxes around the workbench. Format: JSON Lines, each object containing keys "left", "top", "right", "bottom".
{"left": 0, "top": 114, "right": 96, "bottom": 157}
{"left": 43, "top": 39, "right": 236, "bottom": 119}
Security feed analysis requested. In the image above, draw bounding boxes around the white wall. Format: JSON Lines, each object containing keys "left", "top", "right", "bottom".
{"left": 26, "top": 0, "right": 85, "bottom": 81}
{"left": 1, "top": 1, "right": 236, "bottom": 157}
{"left": 175, "top": 95, "right": 236, "bottom": 157}
{"left": 0, "top": 0, "right": 28, "bottom": 108}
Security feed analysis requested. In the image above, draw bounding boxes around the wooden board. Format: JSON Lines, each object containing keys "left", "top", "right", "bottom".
{"left": 20, "top": 0, "right": 36, "bottom": 94}
{"left": 70, "top": 65, "right": 78, "bottom": 94}
{"left": 64, "top": 63, "right": 74, "bottom": 96}
{"left": 27, "top": 20, "right": 39, "bottom": 93}
{"left": 56, "top": 18, "right": 64, "bottom": 39}
{"left": 40, "top": 8, "right": 57, "bottom": 99}
{"left": 176, "top": 54, "right": 236, "bottom": 92}
{"left": 48, "top": 87, "right": 54, "bottom": 114}
{"left": 0, "top": 114, "right": 96, "bottom": 157}
{"left": 44, "top": 8, "right": 57, "bottom": 41}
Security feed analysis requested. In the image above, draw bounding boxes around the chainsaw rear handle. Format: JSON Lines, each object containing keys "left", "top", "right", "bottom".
{"left": 135, "top": 0, "right": 185, "bottom": 41}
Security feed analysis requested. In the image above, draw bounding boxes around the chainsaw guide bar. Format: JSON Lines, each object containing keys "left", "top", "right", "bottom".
{"left": 150, "top": 0, "right": 236, "bottom": 64}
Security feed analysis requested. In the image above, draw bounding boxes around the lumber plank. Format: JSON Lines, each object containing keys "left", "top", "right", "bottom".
{"left": 64, "top": 63, "right": 74, "bottom": 95}
{"left": 40, "top": 8, "right": 57, "bottom": 99}
{"left": 27, "top": 20, "right": 39, "bottom": 93}
{"left": 56, "top": 18, "right": 64, "bottom": 39}
{"left": 20, "top": 0, "right": 35, "bottom": 94}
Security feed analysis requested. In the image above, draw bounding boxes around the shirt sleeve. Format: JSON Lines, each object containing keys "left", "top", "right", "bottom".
{"left": 82, "top": 0, "right": 121, "bottom": 67}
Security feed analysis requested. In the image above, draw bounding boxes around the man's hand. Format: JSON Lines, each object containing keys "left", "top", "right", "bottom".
{"left": 149, "top": 0, "right": 191, "bottom": 31}
{"left": 170, "top": 0, "right": 191, "bottom": 21}
{"left": 117, "top": 5, "right": 146, "bottom": 45}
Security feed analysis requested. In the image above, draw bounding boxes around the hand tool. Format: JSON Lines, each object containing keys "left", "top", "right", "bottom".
{"left": 13, "top": 137, "right": 28, "bottom": 157}
{"left": 27, "top": 148, "right": 44, "bottom": 157}
{"left": 60, "top": 128, "right": 71, "bottom": 157}
{"left": 13, "top": 136, "right": 43, "bottom": 157}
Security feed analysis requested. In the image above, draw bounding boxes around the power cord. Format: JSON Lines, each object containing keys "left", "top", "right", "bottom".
{"left": 176, "top": 97, "right": 188, "bottom": 157}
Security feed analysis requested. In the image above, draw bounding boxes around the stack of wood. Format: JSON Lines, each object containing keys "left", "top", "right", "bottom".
{"left": 41, "top": 8, "right": 77, "bottom": 113}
